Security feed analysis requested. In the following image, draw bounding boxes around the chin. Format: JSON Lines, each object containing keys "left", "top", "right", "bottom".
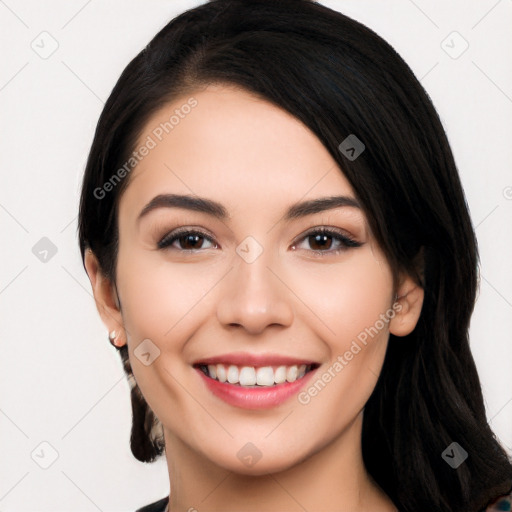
{"left": 207, "top": 445, "right": 312, "bottom": 477}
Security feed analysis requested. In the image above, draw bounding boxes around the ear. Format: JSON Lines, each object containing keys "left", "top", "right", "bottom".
{"left": 84, "top": 249, "right": 127, "bottom": 347}
{"left": 389, "top": 273, "right": 424, "bottom": 337}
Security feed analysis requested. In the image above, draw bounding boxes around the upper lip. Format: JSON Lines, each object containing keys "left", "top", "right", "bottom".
{"left": 193, "top": 352, "right": 319, "bottom": 367}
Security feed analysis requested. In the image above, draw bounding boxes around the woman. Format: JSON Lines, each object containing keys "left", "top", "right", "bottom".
{"left": 78, "top": 0, "right": 512, "bottom": 510}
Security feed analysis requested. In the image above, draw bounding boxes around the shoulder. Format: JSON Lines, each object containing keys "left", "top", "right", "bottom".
{"left": 482, "top": 488, "right": 512, "bottom": 511}
{"left": 135, "top": 496, "right": 169, "bottom": 512}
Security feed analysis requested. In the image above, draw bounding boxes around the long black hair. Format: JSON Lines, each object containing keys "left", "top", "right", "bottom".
{"left": 77, "top": 1, "right": 512, "bottom": 510}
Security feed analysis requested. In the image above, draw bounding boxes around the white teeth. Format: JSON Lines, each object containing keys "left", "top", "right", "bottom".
{"left": 216, "top": 364, "right": 227, "bottom": 383}
{"left": 227, "top": 365, "right": 239, "bottom": 384}
{"left": 239, "top": 366, "right": 257, "bottom": 386}
{"left": 274, "top": 366, "right": 286, "bottom": 384}
{"left": 203, "top": 363, "right": 311, "bottom": 387}
{"left": 207, "top": 365, "right": 217, "bottom": 379}
{"left": 274, "top": 366, "right": 287, "bottom": 384}
{"left": 256, "top": 366, "right": 274, "bottom": 386}
{"left": 286, "top": 366, "right": 298, "bottom": 382}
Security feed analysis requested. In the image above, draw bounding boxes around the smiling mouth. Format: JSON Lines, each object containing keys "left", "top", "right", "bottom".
{"left": 194, "top": 363, "right": 320, "bottom": 387}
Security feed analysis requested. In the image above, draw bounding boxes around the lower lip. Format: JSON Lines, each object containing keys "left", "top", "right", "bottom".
{"left": 196, "top": 368, "right": 317, "bottom": 410}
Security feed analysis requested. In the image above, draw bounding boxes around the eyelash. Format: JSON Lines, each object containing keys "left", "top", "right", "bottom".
{"left": 157, "top": 227, "right": 362, "bottom": 255}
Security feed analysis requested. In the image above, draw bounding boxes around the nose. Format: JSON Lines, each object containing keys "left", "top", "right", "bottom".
{"left": 216, "top": 247, "right": 294, "bottom": 335}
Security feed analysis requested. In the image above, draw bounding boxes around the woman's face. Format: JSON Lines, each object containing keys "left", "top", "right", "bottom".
{"left": 105, "top": 84, "right": 417, "bottom": 474}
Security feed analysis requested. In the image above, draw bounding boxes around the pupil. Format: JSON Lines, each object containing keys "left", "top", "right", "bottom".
{"left": 182, "top": 234, "right": 202, "bottom": 249}
{"left": 310, "top": 234, "right": 331, "bottom": 250}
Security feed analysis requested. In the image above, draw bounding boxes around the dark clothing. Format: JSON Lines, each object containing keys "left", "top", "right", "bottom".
{"left": 136, "top": 489, "right": 512, "bottom": 512}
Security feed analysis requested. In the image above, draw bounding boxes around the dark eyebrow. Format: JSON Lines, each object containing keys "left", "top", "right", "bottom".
{"left": 137, "top": 194, "right": 229, "bottom": 222}
{"left": 137, "top": 193, "right": 361, "bottom": 223}
{"left": 283, "top": 195, "right": 361, "bottom": 220}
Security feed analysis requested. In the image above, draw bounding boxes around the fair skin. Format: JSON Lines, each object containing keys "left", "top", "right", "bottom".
{"left": 85, "top": 84, "right": 424, "bottom": 512}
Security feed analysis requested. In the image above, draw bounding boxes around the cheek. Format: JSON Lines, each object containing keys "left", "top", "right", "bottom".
{"left": 294, "top": 254, "right": 393, "bottom": 433}
{"left": 292, "top": 248, "right": 393, "bottom": 413}
{"left": 116, "top": 250, "right": 214, "bottom": 423}
{"left": 292, "top": 247, "right": 394, "bottom": 345}
{"left": 116, "top": 248, "right": 221, "bottom": 345}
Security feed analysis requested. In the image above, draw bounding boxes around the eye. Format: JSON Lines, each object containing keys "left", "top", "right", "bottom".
{"left": 291, "top": 227, "right": 362, "bottom": 255}
{"left": 157, "top": 227, "right": 361, "bottom": 254}
{"left": 158, "top": 228, "right": 218, "bottom": 251}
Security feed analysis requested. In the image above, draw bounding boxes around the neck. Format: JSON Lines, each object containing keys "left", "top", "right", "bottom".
{"left": 163, "top": 412, "right": 397, "bottom": 512}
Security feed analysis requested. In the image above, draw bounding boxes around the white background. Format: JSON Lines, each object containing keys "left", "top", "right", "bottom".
{"left": 1, "top": 1, "right": 511, "bottom": 510}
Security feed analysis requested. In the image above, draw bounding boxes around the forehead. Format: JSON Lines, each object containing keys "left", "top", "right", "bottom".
{"left": 119, "top": 84, "right": 359, "bottom": 223}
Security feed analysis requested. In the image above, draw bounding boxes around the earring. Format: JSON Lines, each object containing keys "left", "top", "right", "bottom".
{"left": 108, "top": 330, "right": 122, "bottom": 347}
